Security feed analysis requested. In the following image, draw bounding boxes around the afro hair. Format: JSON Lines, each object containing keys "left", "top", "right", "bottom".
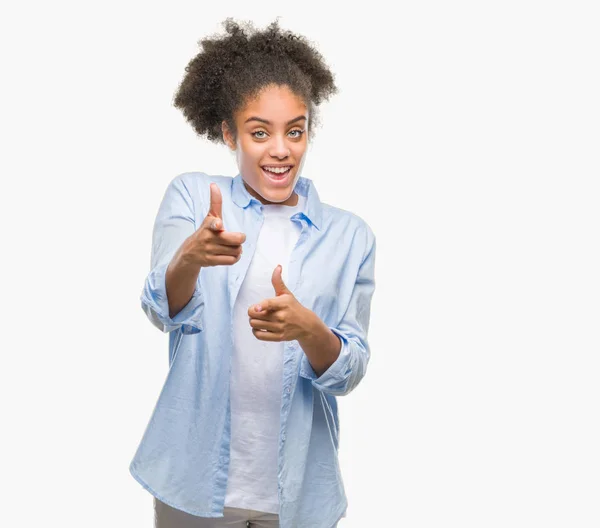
{"left": 173, "top": 17, "right": 338, "bottom": 145}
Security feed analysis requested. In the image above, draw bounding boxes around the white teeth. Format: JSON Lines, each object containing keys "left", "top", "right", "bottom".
{"left": 263, "top": 166, "right": 291, "bottom": 174}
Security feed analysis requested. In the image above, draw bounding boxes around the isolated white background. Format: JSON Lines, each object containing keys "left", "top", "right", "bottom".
{"left": 2, "top": 2, "right": 599, "bottom": 527}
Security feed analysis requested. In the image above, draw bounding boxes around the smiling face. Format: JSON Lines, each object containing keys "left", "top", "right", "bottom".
{"left": 222, "top": 84, "right": 309, "bottom": 206}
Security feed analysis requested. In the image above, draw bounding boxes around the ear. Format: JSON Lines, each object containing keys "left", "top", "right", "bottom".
{"left": 222, "top": 120, "right": 236, "bottom": 151}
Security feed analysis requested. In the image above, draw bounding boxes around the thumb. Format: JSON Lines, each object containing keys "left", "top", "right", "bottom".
{"left": 272, "top": 265, "right": 289, "bottom": 296}
{"left": 207, "top": 183, "right": 223, "bottom": 231}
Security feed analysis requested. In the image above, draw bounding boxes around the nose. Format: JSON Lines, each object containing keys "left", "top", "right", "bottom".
{"left": 269, "top": 135, "right": 291, "bottom": 159}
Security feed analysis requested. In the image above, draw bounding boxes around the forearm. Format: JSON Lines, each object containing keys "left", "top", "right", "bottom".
{"left": 166, "top": 239, "right": 202, "bottom": 319}
{"left": 297, "top": 309, "right": 342, "bottom": 377}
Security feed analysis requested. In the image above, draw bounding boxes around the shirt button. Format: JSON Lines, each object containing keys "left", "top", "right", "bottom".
{"left": 286, "top": 387, "right": 291, "bottom": 393}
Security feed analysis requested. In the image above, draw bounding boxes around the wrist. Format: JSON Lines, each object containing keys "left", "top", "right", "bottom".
{"left": 176, "top": 238, "right": 202, "bottom": 272}
{"left": 298, "top": 307, "right": 320, "bottom": 341}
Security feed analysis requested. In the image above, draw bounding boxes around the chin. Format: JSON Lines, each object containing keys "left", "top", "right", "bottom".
{"left": 243, "top": 171, "right": 298, "bottom": 204}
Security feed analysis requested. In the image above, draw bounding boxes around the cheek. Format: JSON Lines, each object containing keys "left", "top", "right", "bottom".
{"left": 292, "top": 143, "right": 307, "bottom": 160}
{"left": 238, "top": 147, "right": 263, "bottom": 170}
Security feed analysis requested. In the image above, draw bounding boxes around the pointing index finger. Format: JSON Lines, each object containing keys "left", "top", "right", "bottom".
{"left": 215, "top": 230, "right": 246, "bottom": 246}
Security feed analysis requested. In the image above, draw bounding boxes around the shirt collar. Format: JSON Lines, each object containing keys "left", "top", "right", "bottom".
{"left": 230, "top": 172, "right": 322, "bottom": 231}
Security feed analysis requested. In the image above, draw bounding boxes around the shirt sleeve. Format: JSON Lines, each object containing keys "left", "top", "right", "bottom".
{"left": 299, "top": 226, "right": 376, "bottom": 396}
{"left": 139, "top": 174, "right": 205, "bottom": 335}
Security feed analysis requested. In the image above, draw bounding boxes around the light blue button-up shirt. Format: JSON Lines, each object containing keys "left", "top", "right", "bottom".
{"left": 129, "top": 171, "right": 377, "bottom": 528}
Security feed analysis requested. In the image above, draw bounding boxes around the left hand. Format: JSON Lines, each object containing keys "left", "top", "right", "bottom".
{"left": 248, "top": 265, "right": 314, "bottom": 342}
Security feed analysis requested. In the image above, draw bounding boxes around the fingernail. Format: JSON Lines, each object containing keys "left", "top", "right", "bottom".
{"left": 255, "top": 305, "right": 262, "bottom": 312}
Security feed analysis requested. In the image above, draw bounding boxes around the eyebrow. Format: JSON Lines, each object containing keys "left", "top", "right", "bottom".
{"left": 244, "top": 115, "right": 307, "bottom": 126}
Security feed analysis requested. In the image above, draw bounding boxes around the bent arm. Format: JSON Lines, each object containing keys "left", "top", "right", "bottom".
{"left": 140, "top": 174, "right": 205, "bottom": 335}
{"left": 299, "top": 227, "right": 377, "bottom": 396}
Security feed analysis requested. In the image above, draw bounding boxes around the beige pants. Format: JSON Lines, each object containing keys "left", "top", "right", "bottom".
{"left": 154, "top": 497, "right": 279, "bottom": 528}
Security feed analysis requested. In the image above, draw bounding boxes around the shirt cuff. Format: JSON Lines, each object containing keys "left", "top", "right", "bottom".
{"left": 140, "top": 261, "right": 205, "bottom": 334}
{"left": 299, "top": 327, "right": 352, "bottom": 387}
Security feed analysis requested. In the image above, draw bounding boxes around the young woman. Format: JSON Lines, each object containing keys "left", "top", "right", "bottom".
{"left": 129, "top": 18, "right": 377, "bottom": 528}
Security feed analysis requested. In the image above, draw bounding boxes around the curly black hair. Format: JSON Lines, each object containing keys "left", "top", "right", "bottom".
{"left": 173, "top": 17, "right": 338, "bottom": 145}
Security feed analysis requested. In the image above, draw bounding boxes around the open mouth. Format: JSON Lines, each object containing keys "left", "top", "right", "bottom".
{"left": 261, "top": 166, "right": 293, "bottom": 185}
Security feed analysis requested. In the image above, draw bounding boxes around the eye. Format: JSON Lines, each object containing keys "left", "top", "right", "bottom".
{"left": 251, "top": 129, "right": 305, "bottom": 140}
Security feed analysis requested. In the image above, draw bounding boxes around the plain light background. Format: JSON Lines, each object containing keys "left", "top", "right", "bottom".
{"left": 2, "top": 2, "right": 599, "bottom": 527}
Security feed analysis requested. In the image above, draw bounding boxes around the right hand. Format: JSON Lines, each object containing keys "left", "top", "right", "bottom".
{"left": 183, "top": 183, "right": 246, "bottom": 267}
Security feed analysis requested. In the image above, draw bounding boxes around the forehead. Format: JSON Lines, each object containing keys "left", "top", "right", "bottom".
{"left": 237, "top": 84, "right": 307, "bottom": 122}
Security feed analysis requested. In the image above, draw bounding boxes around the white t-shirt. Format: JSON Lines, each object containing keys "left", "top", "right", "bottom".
{"left": 224, "top": 192, "right": 306, "bottom": 514}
